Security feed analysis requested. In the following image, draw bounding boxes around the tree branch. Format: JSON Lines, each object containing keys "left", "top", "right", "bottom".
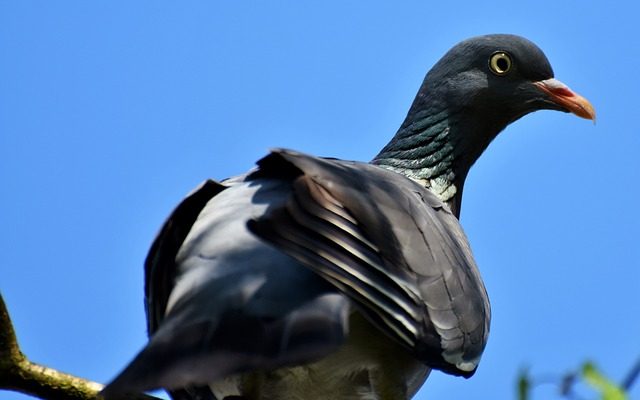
{"left": 0, "top": 292, "right": 159, "bottom": 400}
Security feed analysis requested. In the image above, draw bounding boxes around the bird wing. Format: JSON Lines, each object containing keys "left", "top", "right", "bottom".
{"left": 104, "top": 170, "right": 349, "bottom": 397}
{"left": 248, "top": 148, "right": 490, "bottom": 376}
{"left": 144, "top": 179, "right": 227, "bottom": 335}
{"left": 141, "top": 180, "right": 227, "bottom": 400}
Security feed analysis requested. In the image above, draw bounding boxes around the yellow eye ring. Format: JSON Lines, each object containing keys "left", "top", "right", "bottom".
{"left": 489, "top": 52, "right": 512, "bottom": 76}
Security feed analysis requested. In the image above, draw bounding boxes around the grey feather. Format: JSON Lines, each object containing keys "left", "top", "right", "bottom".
{"left": 103, "top": 177, "right": 350, "bottom": 397}
{"left": 248, "top": 149, "right": 489, "bottom": 375}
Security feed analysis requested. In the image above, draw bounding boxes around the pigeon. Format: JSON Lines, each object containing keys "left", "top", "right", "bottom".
{"left": 102, "top": 34, "right": 595, "bottom": 400}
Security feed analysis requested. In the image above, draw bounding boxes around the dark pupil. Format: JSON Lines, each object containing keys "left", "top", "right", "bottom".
{"left": 496, "top": 57, "right": 509, "bottom": 71}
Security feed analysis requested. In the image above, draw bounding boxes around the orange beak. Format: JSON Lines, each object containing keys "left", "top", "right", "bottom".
{"left": 534, "top": 78, "right": 596, "bottom": 121}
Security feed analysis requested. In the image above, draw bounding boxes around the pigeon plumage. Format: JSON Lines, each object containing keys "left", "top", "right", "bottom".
{"left": 102, "top": 34, "right": 595, "bottom": 400}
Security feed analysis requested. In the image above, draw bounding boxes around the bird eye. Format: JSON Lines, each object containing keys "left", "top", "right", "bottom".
{"left": 489, "top": 52, "right": 512, "bottom": 76}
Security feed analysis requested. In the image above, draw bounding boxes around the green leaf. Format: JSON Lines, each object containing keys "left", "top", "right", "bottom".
{"left": 582, "top": 361, "right": 627, "bottom": 400}
{"left": 517, "top": 369, "right": 530, "bottom": 400}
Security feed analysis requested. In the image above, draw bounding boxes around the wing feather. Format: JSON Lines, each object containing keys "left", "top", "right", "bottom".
{"left": 248, "top": 149, "right": 490, "bottom": 376}
{"left": 145, "top": 180, "right": 226, "bottom": 334}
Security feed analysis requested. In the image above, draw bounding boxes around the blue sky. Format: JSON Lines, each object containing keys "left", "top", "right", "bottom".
{"left": 1, "top": 2, "right": 638, "bottom": 399}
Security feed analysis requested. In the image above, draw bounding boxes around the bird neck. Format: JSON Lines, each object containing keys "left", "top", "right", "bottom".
{"left": 372, "top": 106, "right": 507, "bottom": 218}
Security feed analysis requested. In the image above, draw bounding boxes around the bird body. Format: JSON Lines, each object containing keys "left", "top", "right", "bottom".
{"left": 103, "top": 34, "right": 595, "bottom": 400}
{"left": 110, "top": 151, "right": 487, "bottom": 399}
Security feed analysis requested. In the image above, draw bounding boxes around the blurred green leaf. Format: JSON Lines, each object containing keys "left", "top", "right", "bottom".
{"left": 517, "top": 369, "right": 530, "bottom": 400}
{"left": 582, "top": 361, "right": 627, "bottom": 400}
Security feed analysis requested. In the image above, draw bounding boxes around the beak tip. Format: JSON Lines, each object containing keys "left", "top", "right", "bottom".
{"left": 535, "top": 78, "right": 596, "bottom": 123}
{"left": 578, "top": 102, "right": 597, "bottom": 122}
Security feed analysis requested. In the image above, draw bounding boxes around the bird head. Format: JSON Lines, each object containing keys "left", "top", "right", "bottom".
{"left": 376, "top": 34, "right": 595, "bottom": 216}
{"left": 414, "top": 34, "right": 595, "bottom": 123}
